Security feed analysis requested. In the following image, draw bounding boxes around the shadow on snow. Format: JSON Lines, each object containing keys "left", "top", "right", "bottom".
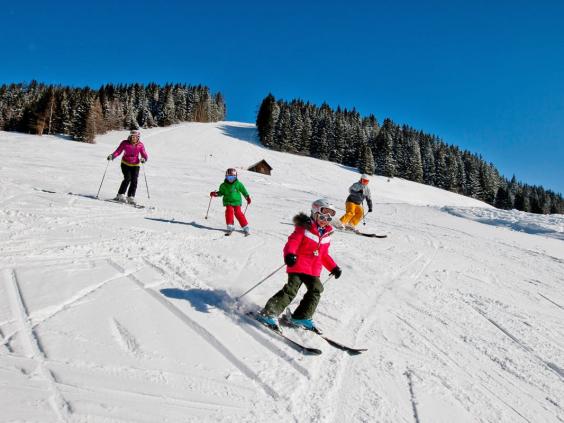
{"left": 145, "top": 217, "right": 227, "bottom": 232}
{"left": 160, "top": 288, "right": 233, "bottom": 313}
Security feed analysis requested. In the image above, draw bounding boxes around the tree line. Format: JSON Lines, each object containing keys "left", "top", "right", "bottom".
{"left": 0, "top": 81, "right": 226, "bottom": 143}
{"left": 256, "top": 94, "right": 563, "bottom": 214}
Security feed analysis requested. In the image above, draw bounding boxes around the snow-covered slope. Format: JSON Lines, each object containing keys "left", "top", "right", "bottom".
{"left": 1, "top": 122, "right": 563, "bottom": 423}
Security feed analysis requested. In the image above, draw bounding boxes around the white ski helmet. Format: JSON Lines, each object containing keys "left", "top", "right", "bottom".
{"left": 311, "top": 198, "right": 336, "bottom": 217}
{"left": 360, "top": 174, "right": 370, "bottom": 181}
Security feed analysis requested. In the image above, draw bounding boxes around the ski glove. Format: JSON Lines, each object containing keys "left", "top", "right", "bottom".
{"left": 368, "top": 207, "right": 373, "bottom": 213}
{"left": 210, "top": 191, "right": 219, "bottom": 197}
{"left": 246, "top": 196, "right": 251, "bottom": 204}
{"left": 140, "top": 158, "right": 146, "bottom": 163}
{"left": 330, "top": 266, "right": 342, "bottom": 279}
{"left": 107, "top": 154, "right": 114, "bottom": 161}
{"left": 284, "top": 254, "right": 297, "bottom": 267}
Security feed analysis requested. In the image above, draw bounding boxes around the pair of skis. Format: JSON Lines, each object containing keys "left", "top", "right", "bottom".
{"left": 225, "top": 229, "right": 250, "bottom": 237}
{"left": 105, "top": 198, "right": 146, "bottom": 209}
{"left": 247, "top": 312, "right": 367, "bottom": 356}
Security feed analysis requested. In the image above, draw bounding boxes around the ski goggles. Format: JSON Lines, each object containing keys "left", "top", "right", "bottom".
{"left": 320, "top": 207, "right": 336, "bottom": 217}
{"left": 317, "top": 213, "right": 333, "bottom": 222}
{"left": 226, "top": 175, "right": 237, "bottom": 182}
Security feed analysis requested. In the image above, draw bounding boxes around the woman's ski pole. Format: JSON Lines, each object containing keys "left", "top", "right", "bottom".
{"left": 236, "top": 264, "right": 286, "bottom": 302}
{"left": 141, "top": 162, "right": 150, "bottom": 199}
{"left": 96, "top": 160, "right": 111, "bottom": 199}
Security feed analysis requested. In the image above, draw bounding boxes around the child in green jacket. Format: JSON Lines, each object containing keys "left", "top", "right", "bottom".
{"left": 210, "top": 168, "right": 251, "bottom": 235}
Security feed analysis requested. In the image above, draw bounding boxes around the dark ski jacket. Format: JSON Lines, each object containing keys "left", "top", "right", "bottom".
{"left": 346, "top": 182, "right": 372, "bottom": 209}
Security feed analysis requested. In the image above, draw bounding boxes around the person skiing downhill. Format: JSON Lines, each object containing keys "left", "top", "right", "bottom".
{"left": 338, "top": 174, "right": 373, "bottom": 231}
{"left": 107, "top": 129, "right": 148, "bottom": 205}
{"left": 257, "top": 199, "right": 342, "bottom": 330}
{"left": 210, "top": 168, "right": 251, "bottom": 235}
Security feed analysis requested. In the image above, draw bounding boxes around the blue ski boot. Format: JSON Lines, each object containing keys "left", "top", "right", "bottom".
{"left": 256, "top": 313, "right": 280, "bottom": 330}
{"left": 290, "top": 317, "right": 317, "bottom": 331}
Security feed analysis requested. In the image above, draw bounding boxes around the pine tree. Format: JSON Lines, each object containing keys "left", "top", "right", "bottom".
{"left": 256, "top": 93, "right": 278, "bottom": 148}
{"left": 374, "top": 119, "right": 396, "bottom": 177}
{"left": 358, "top": 143, "right": 375, "bottom": 175}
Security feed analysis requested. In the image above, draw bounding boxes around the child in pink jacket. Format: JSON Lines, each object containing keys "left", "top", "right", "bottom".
{"left": 107, "top": 130, "right": 148, "bottom": 204}
{"left": 258, "top": 199, "right": 342, "bottom": 330}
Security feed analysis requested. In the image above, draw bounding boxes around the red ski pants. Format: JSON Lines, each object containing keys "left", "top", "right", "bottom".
{"left": 225, "top": 205, "right": 248, "bottom": 227}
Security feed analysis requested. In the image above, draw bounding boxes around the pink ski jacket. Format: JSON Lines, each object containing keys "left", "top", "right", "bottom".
{"left": 111, "top": 140, "right": 148, "bottom": 166}
{"left": 283, "top": 213, "right": 337, "bottom": 277}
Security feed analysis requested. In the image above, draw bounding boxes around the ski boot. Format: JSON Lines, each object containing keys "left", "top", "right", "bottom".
{"left": 242, "top": 226, "right": 250, "bottom": 236}
{"left": 345, "top": 224, "right": 359, "bottom": 233}
{"left": 114, "top": 193, "right": 126, "bottom": 202}
{"left": 256, "top": 313, "right": 280, "bottom": 331}
{"left": 290, "top": 317, "right": 318, "bottom": 332}
{"left": 127, "top": 196, "right": 136, "bottom": 205}
{"left": 225, "top": 224, "right": 235, "bottom": 236}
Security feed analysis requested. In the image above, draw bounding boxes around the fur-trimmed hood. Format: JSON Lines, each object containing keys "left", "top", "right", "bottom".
{"left": 292, "top": 212, "right": 334, "bottom": 235}
{"left": 292, "top": 212, "right": 312, "bottom": 228}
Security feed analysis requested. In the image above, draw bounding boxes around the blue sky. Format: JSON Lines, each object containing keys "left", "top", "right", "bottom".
{"left": 2, "top": 0, "right": 563, "bottom": 194}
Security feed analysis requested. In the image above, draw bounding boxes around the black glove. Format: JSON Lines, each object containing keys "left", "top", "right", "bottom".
{"left": 107, "top": 154, "right": 114, "bottom": 161}
{"left": 140, "top": 158, "right": 146, "bottom": 163}
{"left": 284, "top": 254, "right": 297, "bottom": 266}
{"left": 330, "top": 266, "right": 342, "bottom": 279}
{"left": 368, "top": 207, "right": 373, "bottom": 213}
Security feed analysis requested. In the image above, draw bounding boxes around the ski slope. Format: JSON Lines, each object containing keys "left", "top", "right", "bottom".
{"left": 1, "top": 122, "right": 563, "bottom": 423}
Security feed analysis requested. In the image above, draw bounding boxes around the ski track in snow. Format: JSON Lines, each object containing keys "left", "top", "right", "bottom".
{"left": 3, "top": 268, "right": 72, "bottom": 421}
{"left": 1, "top": 123, "right": 563, "bottom": 422}
{"left": 110, "top": 259, "right": 281, "bottom": 401}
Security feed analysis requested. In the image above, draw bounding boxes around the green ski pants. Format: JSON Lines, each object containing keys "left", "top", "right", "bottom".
{"left": 263, "top": 273, "right": 324, "bottom": 319}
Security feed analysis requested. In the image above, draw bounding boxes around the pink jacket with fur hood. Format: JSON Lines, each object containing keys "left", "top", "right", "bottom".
{"left": 283, "top": 213, "right": 337, "bottom": 277}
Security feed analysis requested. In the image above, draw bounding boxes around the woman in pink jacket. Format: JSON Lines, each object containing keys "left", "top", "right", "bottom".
{"left": 258, "top": 199, "right": 342, "bottom": 330}
{"left": 107, "top": 130, "right": 148, "bottom": 204}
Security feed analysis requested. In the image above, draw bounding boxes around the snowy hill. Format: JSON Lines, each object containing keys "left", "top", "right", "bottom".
{"left": 1, "top": 122, "right": 563, "bottom": 423}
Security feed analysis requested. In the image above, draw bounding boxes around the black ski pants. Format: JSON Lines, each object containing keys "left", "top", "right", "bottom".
{"left": 118, "top": 163, "right": 140, "bottom": 197}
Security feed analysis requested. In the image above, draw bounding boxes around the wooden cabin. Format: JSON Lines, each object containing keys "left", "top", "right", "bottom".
{"left": 248, "top": 160, "right": 273, "bottom": 176}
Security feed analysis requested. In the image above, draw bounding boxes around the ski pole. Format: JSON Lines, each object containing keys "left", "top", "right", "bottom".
{"left": 323, "top": 274, "right": 334, "bottom": 285}
{"left": 96, "top": 160, "right": 111, "bottom": 199}
{"left": 244, "top": 203, "right": 249, "bottom": 215}
{"left": 141, "top": 162, "right": 150, "bottom": 199}
{"left": 205, "top": 196, "right": 213, "bottom": 219}
{"left": 236, "top": 264, "right": 285, "bottom": 302}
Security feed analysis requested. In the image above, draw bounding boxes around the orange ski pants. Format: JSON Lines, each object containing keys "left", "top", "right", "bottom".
{"left": 339, "top": 202, "right": 364, "bottom": 227}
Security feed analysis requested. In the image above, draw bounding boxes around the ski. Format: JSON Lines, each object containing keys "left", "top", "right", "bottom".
{"left": 314, "top": 333, "right": 367, "bottom": 355}
{"left": 357, "top": 232, "right": 387, "bottom": 238}
{"left": 105, "top": 199, "right": 145, "bottom": 209}
{"left": 335, "top": 228, "right": 387, "bottom": 238}
{"left": 246, "top": 312, "right": 322, "bottom": 355}
{"left": 280, "top": 315, "right": 367, "bottom": 355}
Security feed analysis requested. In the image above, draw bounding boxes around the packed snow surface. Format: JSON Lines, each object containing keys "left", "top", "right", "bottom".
{"left": 1, "top": 122, "right": 563, "bottom": 423}
{"left": 443, "top": 206, "right": 564, "bottom": 241}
